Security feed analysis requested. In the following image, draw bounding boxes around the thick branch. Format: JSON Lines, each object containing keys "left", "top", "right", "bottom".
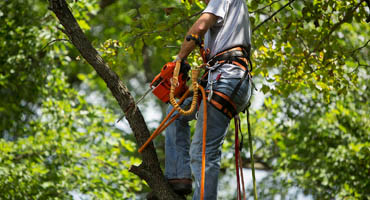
{"left": 48, "top": 0, "right": 180, "bottom": 199}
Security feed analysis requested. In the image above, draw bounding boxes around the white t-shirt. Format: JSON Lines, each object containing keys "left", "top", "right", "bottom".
{"left": 203, "top": 0, "right": 251, "bottom": 79}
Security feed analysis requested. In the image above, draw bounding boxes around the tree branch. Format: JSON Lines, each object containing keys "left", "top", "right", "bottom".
{"left": 41, "top": 38, "right": 70, "bottom": 51}
{"left": 48, "top": 0, "right": 181, "bottom": 199}
{"left": 250, "top": 0, "right": 281, "bottom": 14}
{"left": 253, "top": 0, "right": 296, "bottom": 32}
{"left": 132, "top": 10, "right": 202, "bottom": 41}
{"left": 314, "top": 0, "right": 365, "bottom": 51}
{"left": 349, "top": 39, "right": 370, "bottom": 56}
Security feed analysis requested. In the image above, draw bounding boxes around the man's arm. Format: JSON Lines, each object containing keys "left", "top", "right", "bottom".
{"left": 177, "top": 13, "right": 218, "bottom": 60}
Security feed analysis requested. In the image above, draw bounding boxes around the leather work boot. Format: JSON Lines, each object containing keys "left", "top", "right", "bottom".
{"left": 168, "top": 178, "right": 192, "bottom": 195}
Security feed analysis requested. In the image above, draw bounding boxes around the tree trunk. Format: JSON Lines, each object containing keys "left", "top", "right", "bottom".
{"left": 48, "top": 0, "right": 181, "bottom": 199}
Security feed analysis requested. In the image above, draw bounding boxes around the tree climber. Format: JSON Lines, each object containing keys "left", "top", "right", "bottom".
{"left": 165, "top": 0, "right": 253, "bottom": 199}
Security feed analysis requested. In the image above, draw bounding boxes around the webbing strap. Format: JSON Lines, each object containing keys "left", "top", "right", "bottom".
{"left": 206, "top": 90, "right": 236, "bottom": 119}
{"left": 235, "top": 117, "right": 242, "bottom": 200}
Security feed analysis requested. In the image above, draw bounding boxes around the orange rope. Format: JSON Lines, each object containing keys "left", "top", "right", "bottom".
{"left": 138, "top": 89, "right": 190, "bottom": 153}
{"left": 199, "top": 85, "right": 207, "bottom": 200}
{"left": 156, "top": 114, "right": 180, "bottom": 136}
{"left": 170, "top": 60, "right": 200, "bottom": 116}
{"left": 138, "top": 60, "right": 208, "bottom": 200}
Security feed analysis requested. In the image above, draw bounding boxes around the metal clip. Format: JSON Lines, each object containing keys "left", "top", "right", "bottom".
{"left": 208, "top": 84, "right": 213, "bottom": 102}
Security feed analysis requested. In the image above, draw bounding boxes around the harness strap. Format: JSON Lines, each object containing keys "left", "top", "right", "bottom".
{"left": 200, "top": 46, "right": 251, "bottom": 119}
{"left": 235, "top": 116, "right": 242, "bottom": 200}
{"left": 235, "top": 115, "right": 247, "bottom": 200}
{"left": 208, "top": 47, "right": 248, "bottom": 63}
{"left": 206, "top": 90, "right": 236, "bottom": 119}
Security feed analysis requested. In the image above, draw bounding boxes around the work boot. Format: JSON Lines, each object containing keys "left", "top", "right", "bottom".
{"left": 168, "top": 178, "right": 192, "bottom": 195}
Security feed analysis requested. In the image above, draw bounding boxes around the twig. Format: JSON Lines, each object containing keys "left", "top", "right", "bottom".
{"left": 41, "top": 38, "right": 70, "bottom": 51}
{"left": 349, "top": 39, "right": 370, "bottom": 56}
{"left": 57, "top": 26, "right": 67, "bottom": 34}
{"left": 126, "top": 10, "right": 202, "bottom": 48}
{"left": 294, "top": 0, "right": 367, "bottom": 74}
{"left": 141, "top": 10, "right": 202, "bottom": 37}
{"left": 348, "top": 40, "right": 370, "bottom": 73}
{"left": 253, "top": 0, "right": 296, "bottom": 32}
{"left": 250, "top": 0, "right": 281, "bottom": 14}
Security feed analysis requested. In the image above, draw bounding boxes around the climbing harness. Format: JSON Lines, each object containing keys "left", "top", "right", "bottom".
{"left": 202, "top": 46, "right": 258, "bottom": 200}
{"left": 138, "top": 34, "right": 258, "bottom": 200}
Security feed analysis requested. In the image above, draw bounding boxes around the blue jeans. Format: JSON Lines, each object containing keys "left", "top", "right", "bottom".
{"left": 165, "top": 77, "right": 252, "bottom": 200}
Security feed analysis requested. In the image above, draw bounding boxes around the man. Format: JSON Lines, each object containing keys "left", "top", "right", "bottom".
{"left": 165, "top": 0, "right": 252, "bottom": 199}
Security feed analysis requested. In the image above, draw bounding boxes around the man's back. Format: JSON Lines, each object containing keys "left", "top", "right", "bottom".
{"left": 203, "top": 0, "right": 251, "bottom": 58}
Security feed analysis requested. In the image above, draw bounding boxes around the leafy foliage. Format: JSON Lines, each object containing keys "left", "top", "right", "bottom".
{"left": 0, "top": 0, "right": 142, "bottom": 199}
{"left": 1, "top": 0, "right": 369, "bottom": 199}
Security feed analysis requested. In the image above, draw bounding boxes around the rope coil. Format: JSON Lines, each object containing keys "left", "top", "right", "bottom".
{"left": 169, "top": 60, "right": 200, "bottom": 116}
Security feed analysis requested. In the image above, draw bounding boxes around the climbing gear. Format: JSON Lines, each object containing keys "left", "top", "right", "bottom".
{"left": 203, "top": 46, "right": 252, "bottom": 119}
{"left": 206, "top": 90, "right": 236, "bottom": 119}
{"left": 137, "top": 33, "right": 257, "bottom": 199}
{"left": 207, "top": 46, "right": 251, "bottom": 71}
{"left": 138, "top": 89, "right": 191, "bottom": 153}
{"left": 138, "top": 58, "right": 205, "bottom": 152}
{"left": 234, "top": 115, "right": 244, "bottom": 200}
{"left": 203, "top": 46, "right": 257, "bottom": 200}
{"left": 138, "top": 59, "right": 208, "bottom": 200}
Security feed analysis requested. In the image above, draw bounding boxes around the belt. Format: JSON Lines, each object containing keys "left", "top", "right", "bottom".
{"left": 207, "top": 47, "right": 250, "bottom": 71}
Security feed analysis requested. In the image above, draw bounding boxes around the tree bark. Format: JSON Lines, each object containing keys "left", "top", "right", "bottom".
{"left": 48, "top": 0, "right": 181, "bottom": 199}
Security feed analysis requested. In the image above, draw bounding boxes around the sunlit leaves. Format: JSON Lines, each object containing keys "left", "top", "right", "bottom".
{"left": 0, "top": 67, "right": 142, "bottom": 199}
{"left": 0, "top": 0, "right": 143, "bottom": 199}
{"left": 250, "top": 0, "right": 369, "bottom": 101}
{"left": 1, "top": 0, "right": 369, "bottom": 199}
